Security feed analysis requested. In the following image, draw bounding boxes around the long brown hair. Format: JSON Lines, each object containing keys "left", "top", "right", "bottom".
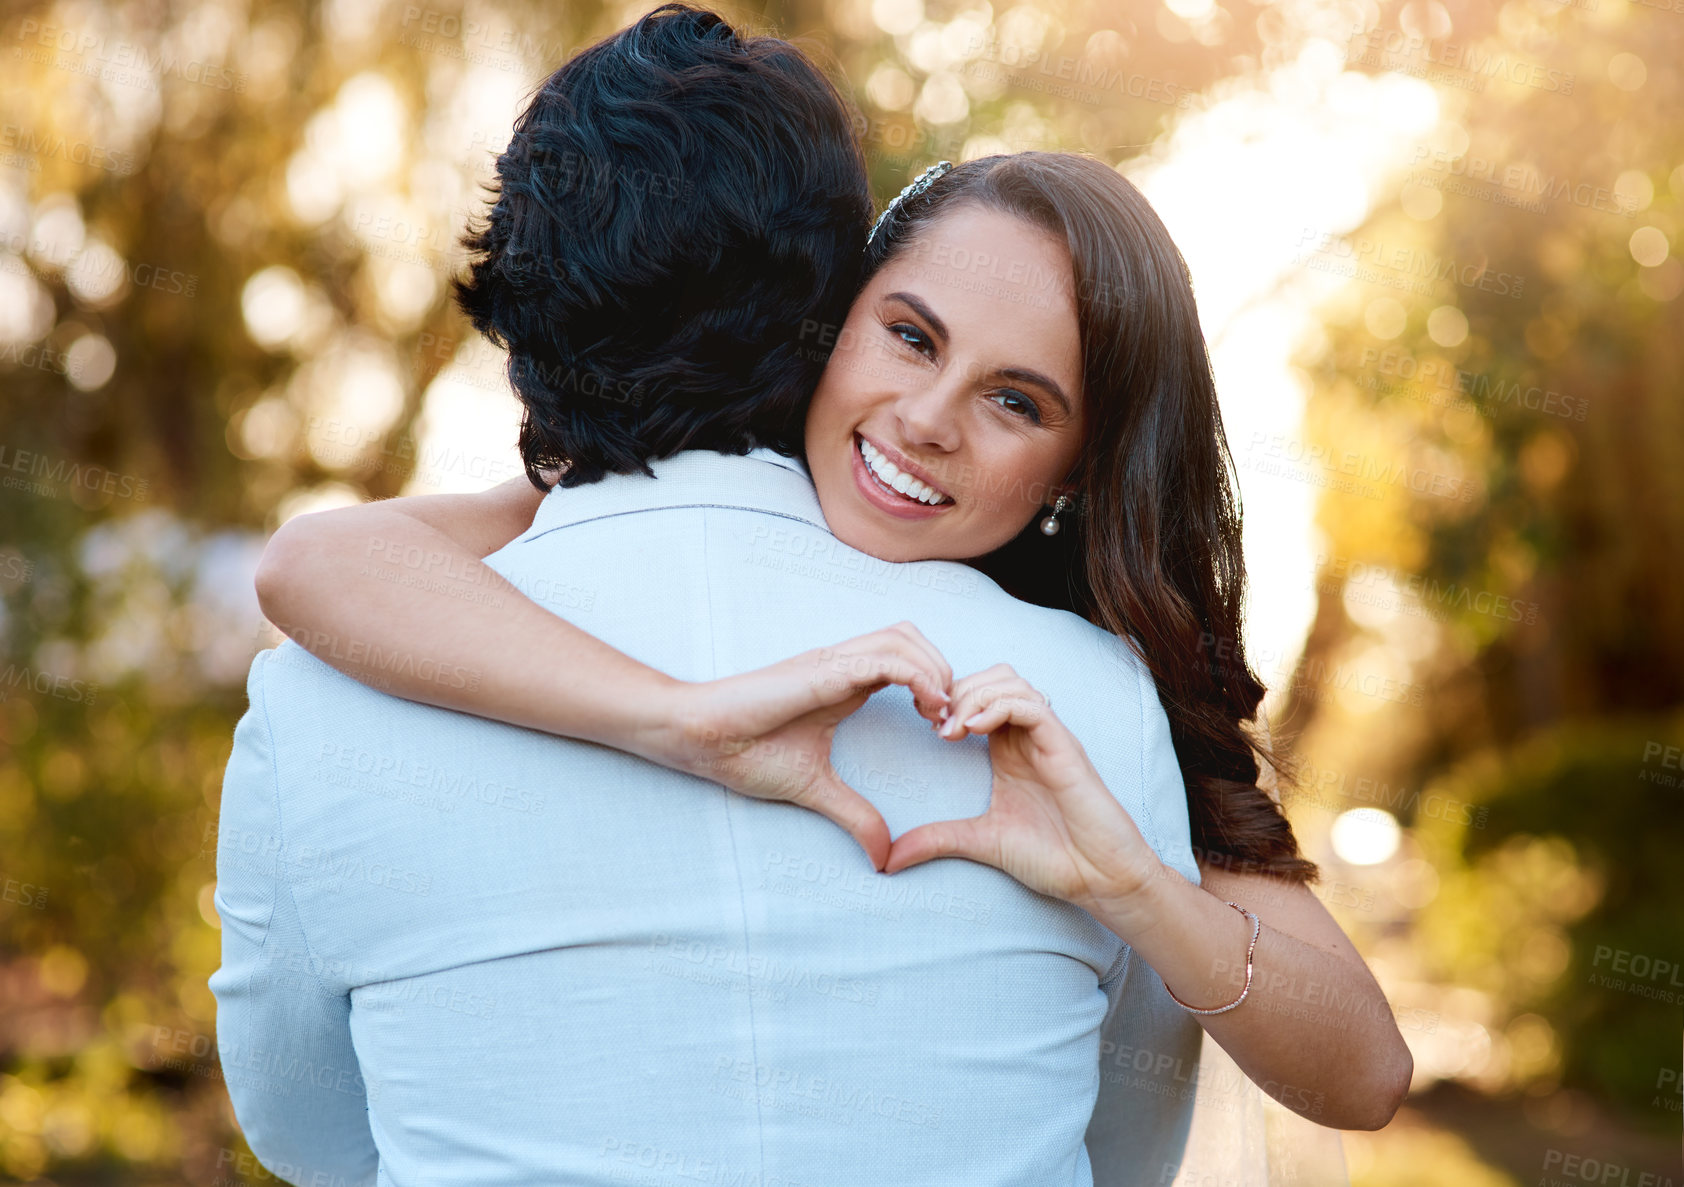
{"left": 866, "top": 152, "right": 1318, "bottom": 884}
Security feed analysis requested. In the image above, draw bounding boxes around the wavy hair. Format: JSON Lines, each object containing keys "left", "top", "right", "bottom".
{"left": 454, "top": 4, "right": 872, "bottom": 488}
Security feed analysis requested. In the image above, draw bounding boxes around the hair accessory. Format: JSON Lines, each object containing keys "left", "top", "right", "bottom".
{"left": 1165, "top": 901, "right": 1260, "bottom": 1015}
{"left": 1039, "top": 493, "right": 1072, "bottom": 536}
{"left": 866, "top": 160, "right": 954, "bottom": 247}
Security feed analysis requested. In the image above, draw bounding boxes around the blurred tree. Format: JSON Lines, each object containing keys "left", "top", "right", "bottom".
{"left": 1288, "top": 0, "right": 1684, "bottom": 1146}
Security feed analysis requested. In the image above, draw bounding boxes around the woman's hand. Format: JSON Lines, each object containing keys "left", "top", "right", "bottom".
{"left": 647, "top": 623, "right": 955, "bottom": 872}
{"left": 882, "top": 664, "right": 1166, "bottom": 922}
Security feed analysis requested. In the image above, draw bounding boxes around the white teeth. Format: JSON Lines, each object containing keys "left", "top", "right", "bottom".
{"left": 858, "top": 438, "right": 946, "bottom": 505}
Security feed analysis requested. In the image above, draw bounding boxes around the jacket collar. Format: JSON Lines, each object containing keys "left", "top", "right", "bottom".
{"left": 522, "top": 447, "right": 830, "bottom": 540}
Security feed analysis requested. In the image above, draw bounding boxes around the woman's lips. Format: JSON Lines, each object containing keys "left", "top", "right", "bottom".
{"left": 850, "top": 433, "right": 952, "bottom": 521}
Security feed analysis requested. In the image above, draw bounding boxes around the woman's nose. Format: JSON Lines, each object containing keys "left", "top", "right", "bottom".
{"left": 895, "top": 375, "right": 963, "bottom": 453}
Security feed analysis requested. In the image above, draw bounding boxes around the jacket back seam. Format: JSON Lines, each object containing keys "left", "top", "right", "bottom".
{"left": 700, "top": 506, "right": 768, "bottom": 1177}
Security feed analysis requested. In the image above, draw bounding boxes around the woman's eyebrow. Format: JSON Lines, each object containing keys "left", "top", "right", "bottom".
{"left": 885, "top": 291, "right": 948, "bottom": 343}
{"left": 888, "top": 289, "right": 1074, "bottom": 417}
{"left": 997, "top": 367, "right": 1073, "bottom": 418}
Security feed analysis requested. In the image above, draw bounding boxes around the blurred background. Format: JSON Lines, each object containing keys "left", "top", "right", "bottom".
{"left": 1, "top": 0, "right": 1680, "bottom": 1180}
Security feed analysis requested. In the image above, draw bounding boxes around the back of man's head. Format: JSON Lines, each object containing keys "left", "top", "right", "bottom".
{"left": 454, "top": 3, "right": 872, "bottom": 488}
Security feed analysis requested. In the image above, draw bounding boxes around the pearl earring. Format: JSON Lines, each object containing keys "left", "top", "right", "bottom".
{"left": 1040, "top": 494, "right": 1072, "bottom": 536}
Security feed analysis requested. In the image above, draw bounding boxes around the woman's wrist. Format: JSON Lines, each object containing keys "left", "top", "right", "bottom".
{"left": 1094, "top": 867, "right": 1263, "bottom": 1010}
{"left": 578, "top": 666, "right": 696, "bottom": 771}
{"left": 1081, "top": 857, "right": 1177, "bottom": 943}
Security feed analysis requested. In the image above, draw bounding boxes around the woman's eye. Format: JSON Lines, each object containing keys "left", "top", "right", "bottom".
{"left": 990, "top": 389, "right": 1041, "bottom": 423}
{"left": 890, "top": 323, "right": 932, "bottom": 355}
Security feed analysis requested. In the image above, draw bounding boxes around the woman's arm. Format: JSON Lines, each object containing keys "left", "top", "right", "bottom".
{"left": 887, "top": 665, "right": 1413, "bottom": 1131}
{"left": 1117, "top": 860, "right": 1413, "bottom": 1131}
{"left": 255, "top": 477, "right": 680, "bottom": 757}
{"left": 254, "top": 481, "right": 958, "bottom": 868}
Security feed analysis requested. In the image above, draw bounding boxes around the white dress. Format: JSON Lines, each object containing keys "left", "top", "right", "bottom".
{"left": 1176, "top": 1025, "right": 1353, "bottom": 1185}
{"left": 1178, "top": 711, "right": 1351, "bottom": 1187}
{"left": 1087, "top": 710, "right": 1353, "bottom": 1187}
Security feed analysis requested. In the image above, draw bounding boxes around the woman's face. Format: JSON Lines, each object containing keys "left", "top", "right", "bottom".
{"left": 804, "top": 204, "right": 1087, "bottom": 564}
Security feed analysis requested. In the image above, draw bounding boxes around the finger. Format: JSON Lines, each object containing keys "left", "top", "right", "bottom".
{"left": 887, "top": 622, "right": 954, "bottom": 704}
{"left": 811, "top": 635, "right": 948, "bottom": 725}
{"left": 882, "top": 816, "right": 996, "bottom": 875}
{"left": 939, "top": 669, "right": 1039, "bottom": 740}
{"left": 938, "top": 664, "right": 1015, "bottom": 736}
{"left": 945, "top": 664, "right": 1019, "bottom": 710}
{"left": 951, "top": 693, "right": 1050, "bottom": 738}
{"left": 796, "top": 770, "right": 893, "bottom": 872}
{"left": 870, "top": 628, "right": 952, "bottom": 721}
{"left": 860, "top": 645, "right": 948, "bottom": 724}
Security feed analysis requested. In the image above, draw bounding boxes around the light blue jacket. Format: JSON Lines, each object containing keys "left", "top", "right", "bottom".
{"left": 211, "top": 447, "right": 1205, "bottom": 1187}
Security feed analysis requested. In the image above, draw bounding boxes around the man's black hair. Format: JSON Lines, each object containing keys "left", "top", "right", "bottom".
{"left": 454, "top": 3, "right": 872, "bottom": 487}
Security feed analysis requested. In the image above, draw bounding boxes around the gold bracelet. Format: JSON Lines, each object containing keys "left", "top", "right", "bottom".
{"left": 1163, "top": 900, "right": 1260, "bottom": 1016}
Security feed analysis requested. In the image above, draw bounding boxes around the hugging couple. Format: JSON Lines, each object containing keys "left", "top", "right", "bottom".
{"left": 210, "top": 6, "right": 1409, "bottom": 1185}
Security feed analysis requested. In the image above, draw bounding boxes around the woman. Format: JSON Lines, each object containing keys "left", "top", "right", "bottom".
{"left": 257, "top": 152, "right": 1410, "bottom": 1146}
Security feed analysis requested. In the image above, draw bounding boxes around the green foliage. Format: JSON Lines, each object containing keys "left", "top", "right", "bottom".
{"left": 1414, "top": 717, "right": 1684, "bottom": 1123}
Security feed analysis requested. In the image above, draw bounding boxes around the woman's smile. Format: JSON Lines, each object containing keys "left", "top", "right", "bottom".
{"left": 850, "top": 432, "right": 955, "bottom": 519}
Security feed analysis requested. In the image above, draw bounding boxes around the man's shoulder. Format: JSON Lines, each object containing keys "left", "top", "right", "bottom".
{"left": 838, "top": 560, "right": 1151, "bottom": 710}
{"left": 901, "top": 561, "right": 1145, "bottom": 668}
{"left": 244, "top": 640, "right": 482, "bottom": 741}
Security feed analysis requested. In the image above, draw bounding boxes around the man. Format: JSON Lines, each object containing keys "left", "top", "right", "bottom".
{"left": 210, "top": 7, "right": 1205, "bottom": 1184}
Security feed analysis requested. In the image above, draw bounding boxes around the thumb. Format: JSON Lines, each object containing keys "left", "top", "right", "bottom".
{"left": 882, "top": 817, "right": 995, "bottom": 876}
{"left": 798, "top": 769, "right": 892, "bottom": 872}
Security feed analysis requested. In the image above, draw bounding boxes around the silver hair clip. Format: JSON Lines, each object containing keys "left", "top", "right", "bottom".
{"left": 866, "top": 160, "right": 954, "bottom": 248}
